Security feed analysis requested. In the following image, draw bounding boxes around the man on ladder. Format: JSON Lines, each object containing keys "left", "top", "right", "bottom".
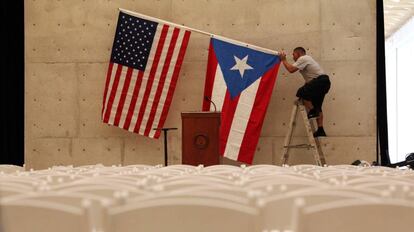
{"left": 279, "top": 47, "right": 331, "bottom": 137}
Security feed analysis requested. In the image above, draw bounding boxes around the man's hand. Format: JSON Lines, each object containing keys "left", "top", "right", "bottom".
{"left": 279, "top": 51, "right": 299, "bottom": 73}
{"left": 279, "top": 51, "right": 287, "bottom": 61}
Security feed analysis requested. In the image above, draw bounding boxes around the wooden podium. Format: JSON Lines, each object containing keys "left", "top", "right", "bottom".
{"left": 181, "top": 112, "right": 220, "bottom": 166}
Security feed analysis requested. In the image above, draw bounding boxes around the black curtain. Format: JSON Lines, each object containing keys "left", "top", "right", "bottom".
{"left": 376, "top": 0, "right": 390, "bottom": 166}
{"left": 0, "top": 1, "right": 24, "bottom": 165}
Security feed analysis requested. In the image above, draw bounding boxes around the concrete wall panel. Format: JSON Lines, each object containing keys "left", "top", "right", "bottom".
{"left": 25, "top": 138, "right": 72, "bottom": 170}
{"left": 25, "top": 63, "right": 78, "bottom": 138}
{"left": 71, "top": 138, "right": 123, "bottom": 166}
{"left": 77, "top": 63, "right": 134, "bottom": 137}
{"left": 25, "top": 0, "right": 377, "bottom": 169}
{"left": 124, "top": 136, "right": 164, "bottom": 165}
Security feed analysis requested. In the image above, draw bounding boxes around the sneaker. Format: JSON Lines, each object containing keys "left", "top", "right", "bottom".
{"left": 307, "top": 109, "right": 319, "bottom": 119}
{"left": 313, "top": 128, "right": 327, "bottom": 137}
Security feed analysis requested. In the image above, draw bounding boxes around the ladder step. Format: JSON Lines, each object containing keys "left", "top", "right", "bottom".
{"left": 284, "top": 144, "right": 315, "bottom": 149}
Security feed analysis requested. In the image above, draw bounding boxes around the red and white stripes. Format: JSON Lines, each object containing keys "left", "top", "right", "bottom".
{"left": 102, "top": 23, "right": 191, "bottom": 139}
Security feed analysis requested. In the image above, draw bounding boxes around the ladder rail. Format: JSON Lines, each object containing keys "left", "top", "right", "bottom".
{"left": 308, "top": 117, "right": 327, "bottom": 165}
{"left": 298, "top": 103, "right": 326, "bottom": 166}
{"left": 281, "top": 99, "right": 327, "bottom": 166}
{"left": 281, "top": 102, "right": 299, "bottom": 165}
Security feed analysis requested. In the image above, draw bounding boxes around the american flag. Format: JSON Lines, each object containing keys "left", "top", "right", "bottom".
{"left": 203, "top": 38, "right": 280, "bottom": 164}
{"left": 102, "top": 11, "right": 191, "bottom": 138}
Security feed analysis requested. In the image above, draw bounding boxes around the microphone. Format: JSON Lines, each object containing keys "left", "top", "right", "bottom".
{"left": 204, "top": 96, "right": 217, "bottom": 112}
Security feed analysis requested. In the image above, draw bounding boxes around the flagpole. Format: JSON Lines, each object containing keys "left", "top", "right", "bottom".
{"left": 118, "top": 8, "right": 279, "bottom": 55}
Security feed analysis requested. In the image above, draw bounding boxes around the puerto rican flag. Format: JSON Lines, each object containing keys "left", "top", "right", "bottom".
{"left": 202, "top": 38, "right": 281, "bottom": 164}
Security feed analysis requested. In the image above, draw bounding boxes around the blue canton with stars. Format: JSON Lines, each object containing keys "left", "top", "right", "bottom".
{"left": 110, "top": 12, "right": 158, "bottom": 71}
{"left": 212, "top": 38, "right": 280, "bottom": 98}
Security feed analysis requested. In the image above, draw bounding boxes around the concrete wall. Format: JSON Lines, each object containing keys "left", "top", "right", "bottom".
{"left": 25, "top": 0, "right": 377, "bottom": 170}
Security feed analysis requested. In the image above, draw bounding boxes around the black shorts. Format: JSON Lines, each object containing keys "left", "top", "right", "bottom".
{"left": 296, "top": 75, "right": 331, "bottom": 112}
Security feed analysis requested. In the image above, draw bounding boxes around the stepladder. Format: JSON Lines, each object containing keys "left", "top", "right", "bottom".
{"left": 281, "top": 99, "right": 326, "bottom": 166}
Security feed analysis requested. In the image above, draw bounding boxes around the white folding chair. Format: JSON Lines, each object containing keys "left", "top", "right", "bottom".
{"left": 257, "top": 187, "right": 380, "bottom": 231}
{"left": 293, "top": 198, "right": 414, "bottom": 232}
{"left": 106, "top": 196, "right": 258, "bottom": 232}
{"left": 0, "top": 165, "right": 24, "bottom": 174}
{"left": 0, "top": 199, "right": 92, "bottom": 232}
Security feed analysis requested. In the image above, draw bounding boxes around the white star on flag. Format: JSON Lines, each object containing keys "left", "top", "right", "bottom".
{"left": 230, "top": 55, "right": 253, "bottom": 78}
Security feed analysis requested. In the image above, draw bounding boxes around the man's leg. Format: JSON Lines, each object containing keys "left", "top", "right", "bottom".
{"left": 302, "top": 99, "right": 320, "bottom": 119}
{"left": 303, "top": 99, "right": 313, "bottom": 111}
{"left": 313, "top": 76, "right": 330, "bottom": 137}
{"left": 316, "top": 111, "right": 323, "bottom": 127}
{"left": 313, "top": 94, "right": 326, "bottom": 137}
{"left": 297, "top": 85, "right": 319, "bottom": 118}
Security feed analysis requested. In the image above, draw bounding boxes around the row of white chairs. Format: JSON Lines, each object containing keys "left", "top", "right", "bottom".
{"left": 1, "top": 164, "right": 413, "bottom": 232}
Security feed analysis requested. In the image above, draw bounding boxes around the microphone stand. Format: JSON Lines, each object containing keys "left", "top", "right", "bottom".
{"left": 204, "top": 96, "right": 217, "bottom": 112}
{"left": 153, "top": 127, "right": 177, "bottom": 166}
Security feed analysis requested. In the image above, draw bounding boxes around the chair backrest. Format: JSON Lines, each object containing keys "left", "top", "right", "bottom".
{"left": 293, "top": 198, "right": 414, "bottom": 232}
{"left": 0, "top": 165, "right": 24, "bottom": 174}
{"left": 125, "top": 186, "right": 250, "bottom": 206}
{"left": 0, "top": 186, "right": 30, "bottom": 198}
{"left": 107, "top": 196, "right": 258, "bottom": 232}
{"left": 257, "top": 187, "right": 382, "bottom": 231}
{"left": 0, "top": 199, "right": 90, "bottom": 232}
{"left": 246, "top": 176, "right": 328, "bottom": 193}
